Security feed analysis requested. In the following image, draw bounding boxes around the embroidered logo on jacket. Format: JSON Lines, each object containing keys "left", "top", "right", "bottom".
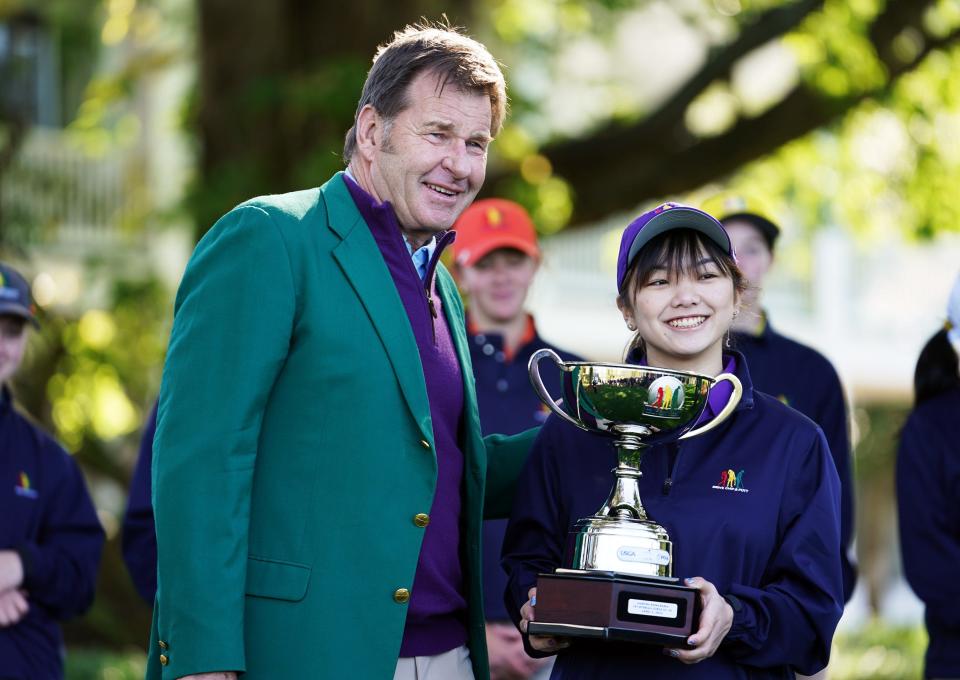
{"left": 712, "top": 468, "right": 748, "bottom": 493}
{"left": 14, "top": 471, "right": 39, "bottom": 499}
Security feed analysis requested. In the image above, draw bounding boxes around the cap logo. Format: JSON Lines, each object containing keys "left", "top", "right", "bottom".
{"left": 486, "top": 208, "right": 503, "bottom": 228}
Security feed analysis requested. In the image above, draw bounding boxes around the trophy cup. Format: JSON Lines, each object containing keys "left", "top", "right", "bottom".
{"left": 525, "top": 348, "right": 743, "bottom": 647}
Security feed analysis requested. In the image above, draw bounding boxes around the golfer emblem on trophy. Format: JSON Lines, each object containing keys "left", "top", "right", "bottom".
{"left": 526, "top": 348, "right": 743, "bottom": 646}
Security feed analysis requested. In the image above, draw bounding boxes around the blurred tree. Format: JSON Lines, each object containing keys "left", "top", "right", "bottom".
{"left": 186, "top": 0, "right": 960, "bottom": 240}
{"left": 189, "top": 0, "right": 471, "bottom": 239}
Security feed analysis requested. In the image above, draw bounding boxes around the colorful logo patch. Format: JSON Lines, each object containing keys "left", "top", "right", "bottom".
{"left": 711, "top": 468, "right": 748, "bottom": 494}
{"left": 486, "top": 208, "right": 503, "bottom": 227}
{"left": 15, "top": 471, "right": 39, "bottom": 499}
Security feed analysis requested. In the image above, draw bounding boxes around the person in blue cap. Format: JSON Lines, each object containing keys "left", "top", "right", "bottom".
{"left": 0, "top": 262, "right": 105, "bottom": 679}
{"left": 703, "top": 193, "right": 857, "bottom": 612}
{"left": 502, "top": 203, "right": 844, "bottom": 679}
{"left": 897, "top": 272, "right": 960, "bottom": 680}
{"left": 452, "top": 198, "right": 582, "bottom": 680}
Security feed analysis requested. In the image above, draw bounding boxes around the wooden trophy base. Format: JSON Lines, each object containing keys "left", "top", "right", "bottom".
{"left": 526, "top": 568, "right": 701, "bottom": 647}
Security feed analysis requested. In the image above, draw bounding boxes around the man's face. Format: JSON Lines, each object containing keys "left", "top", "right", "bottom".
{"left": 368, "top": 71, "right": 492, "bottom": 233}
{"left": 459, "top": 249, "right": 538, "bottom": 324}
{"left": 725, "top": 219, "right": 772, "bottom": 306}
{"left": 0, "top": 315, "right": 28, "bottom": 385}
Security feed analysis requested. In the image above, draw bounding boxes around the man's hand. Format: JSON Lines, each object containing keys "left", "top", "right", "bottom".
{"left": 0, "top": 589, "right": 28, "bottom": 627}
{"left": 0, "top": 551, "right": 24, "bottom": 593}
{"left": 178, "top": 674, "right": 238, "bottom": 680}
{"left": 487, "top": 620, "right": 550, "bottom": 680}
{"left": 663, "top": 577, "right": 733, "bottom": 664}
{"left": 519, "top": 587, "right": 570, "bottom": 654}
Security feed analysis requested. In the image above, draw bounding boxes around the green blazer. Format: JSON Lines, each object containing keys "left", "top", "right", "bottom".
{"left": 146, "top": 173, "right": 536, "bottom": 680}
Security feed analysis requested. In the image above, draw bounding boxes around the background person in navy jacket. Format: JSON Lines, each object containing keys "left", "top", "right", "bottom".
{"left": 703, "top": 193, "right": 857, "bottom": 610}
{"left": 502, "top": 204, "right": 844, "bottom": 679}
{"left": 897, "top": 273, "right": 960, "bottom": 680}
{"left": 0, "top": 262, "right": 105, "bottom": 680}
{"left": 452, "top": 199, "right": 582, "bottom": 680}
{"left": 121, "top": 402, "right": 158, "bottom": 604}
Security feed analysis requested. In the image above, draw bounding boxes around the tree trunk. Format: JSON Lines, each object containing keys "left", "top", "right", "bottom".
{"left": 193, "top": 0, "right": 471, "bottom": 239}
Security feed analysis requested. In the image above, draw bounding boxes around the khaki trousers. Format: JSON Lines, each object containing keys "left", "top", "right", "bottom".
{"left": 394, "top": 645, "right": 474, "bottom": 680}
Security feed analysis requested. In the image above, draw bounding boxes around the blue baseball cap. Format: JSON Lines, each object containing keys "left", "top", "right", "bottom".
{"left": 616, "top": 202, "right": 733, "bottom": 293}
{"left": 0, "top": 263, "right": 37, "bottom": 325}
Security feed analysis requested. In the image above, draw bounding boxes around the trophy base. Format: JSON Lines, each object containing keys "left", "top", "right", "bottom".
{"left": 527, "top": 568, "right": 700, "bottom": 647}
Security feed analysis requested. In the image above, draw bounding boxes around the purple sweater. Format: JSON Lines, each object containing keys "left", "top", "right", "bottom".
{"left": 344, "top": 176, "right": 469, "bottom": 657}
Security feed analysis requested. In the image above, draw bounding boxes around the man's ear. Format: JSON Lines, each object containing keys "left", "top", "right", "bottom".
{"left": 354, "top": 104, "right": 381, "bottom": 162}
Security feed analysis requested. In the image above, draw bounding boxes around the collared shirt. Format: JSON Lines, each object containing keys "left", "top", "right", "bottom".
{"left": 405, "top": 237, "right": 437, "bottom": 282}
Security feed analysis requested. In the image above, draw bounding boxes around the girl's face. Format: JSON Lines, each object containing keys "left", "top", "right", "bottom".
{"left": 0, "top": 316, "right": 28, "bottom": 385}
{"left": 620, "top": 249, "right": 739, "bottom": 373}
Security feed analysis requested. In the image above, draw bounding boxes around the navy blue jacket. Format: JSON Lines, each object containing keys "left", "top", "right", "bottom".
{"left": 470, "top": 318, "right": 581, "bottom": 621}
{"left": 896, "top": 386, "right": 960, "bottom": 679}
{"left": 121, "top": 403, "right": 158, "bottom": 603}
{"left": 0, "top": 388, "right": 104, "bottom": 680}
{"left": 732, "top": 315, "right": 856, "bottom": 602}
{"left": 502, "top": 354, "right": 844, "bottom": 679}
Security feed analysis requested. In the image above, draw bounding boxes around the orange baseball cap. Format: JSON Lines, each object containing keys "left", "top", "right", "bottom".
{"left": 452, "top": 198, "right": 540, "bottom": 267}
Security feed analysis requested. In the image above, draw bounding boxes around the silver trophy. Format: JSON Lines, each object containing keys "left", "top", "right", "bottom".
{"left": 526, "top": 348, "right": 742, "bottom": 645}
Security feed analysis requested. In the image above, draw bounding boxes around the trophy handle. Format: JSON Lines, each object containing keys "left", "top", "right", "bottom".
{"left": 678, "top": 372, "right": 743, "bottom": 440}
{"left": 528, "top": 348, "right": 583, "bottom": 430}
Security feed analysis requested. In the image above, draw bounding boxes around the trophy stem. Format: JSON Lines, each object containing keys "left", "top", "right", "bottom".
{"left": 597, "top": 428, "right": 651, "bottom": 520}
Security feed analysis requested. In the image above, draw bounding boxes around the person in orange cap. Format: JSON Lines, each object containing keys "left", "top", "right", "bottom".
{"left": 452, "top": 198, "right": 581, "bottom": 680}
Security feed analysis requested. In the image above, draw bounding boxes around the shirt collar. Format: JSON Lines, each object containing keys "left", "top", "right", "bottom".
{"left": 466, "top": 314, "right": 537, "bottom": 363}
{"left": 405, "top": 236, "right": 437, "bottom": 282}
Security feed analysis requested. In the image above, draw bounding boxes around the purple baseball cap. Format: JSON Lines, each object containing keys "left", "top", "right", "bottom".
{"left": 616, "top": 202, "right": 733, "bottom": 293}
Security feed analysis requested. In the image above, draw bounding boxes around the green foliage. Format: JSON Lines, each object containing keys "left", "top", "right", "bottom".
{"left": 16, "top": 273, "right": 169, "bottom": 460}
{"left": 832, "top": 622, "right": 927, "bottom": 680}
{"left": 65, "top": 648, "right": 146, "bottom": 680}
{"left": 730, "top": 41, "right": 960, "bottom": 241}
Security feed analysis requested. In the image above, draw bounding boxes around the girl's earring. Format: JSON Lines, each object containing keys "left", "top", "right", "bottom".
{"left": 627, "top": 321, "right": 637, "bottom": 331}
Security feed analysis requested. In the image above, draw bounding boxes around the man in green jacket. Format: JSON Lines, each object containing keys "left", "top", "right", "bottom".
{"left": 148, "top": 23, "right": 536, "bottom": 680}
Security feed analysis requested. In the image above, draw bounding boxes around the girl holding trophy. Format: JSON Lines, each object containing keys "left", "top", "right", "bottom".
{"left": 502, "top": 203, "right": 844, "bottom": 678}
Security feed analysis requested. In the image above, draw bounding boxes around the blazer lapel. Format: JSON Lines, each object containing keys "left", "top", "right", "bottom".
{"left": 323, "top": 174, "right": 433, "bottom": 445}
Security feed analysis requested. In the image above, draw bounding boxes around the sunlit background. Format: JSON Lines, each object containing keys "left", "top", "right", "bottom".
{"left": 2, "top": 0, "right": 959, "bottom": 677}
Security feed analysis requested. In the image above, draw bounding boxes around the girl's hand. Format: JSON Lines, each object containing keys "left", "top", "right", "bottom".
{"left": 519, "top": 587, "right": 571, "bottom": 653}
{"left": 663, "top": 577, "right": 733, "bottom": 664}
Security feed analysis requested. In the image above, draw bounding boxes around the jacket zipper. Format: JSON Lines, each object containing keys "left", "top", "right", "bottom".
{"left": 421, "top": 230, "right": 455, "bottom": 346}
{"left": 662, "top": 442, "right": 681, "bottom": 495}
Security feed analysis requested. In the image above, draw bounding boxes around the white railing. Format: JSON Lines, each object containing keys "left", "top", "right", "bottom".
{"left": 0, "top": 126, "right": 147, "bottom": 247}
